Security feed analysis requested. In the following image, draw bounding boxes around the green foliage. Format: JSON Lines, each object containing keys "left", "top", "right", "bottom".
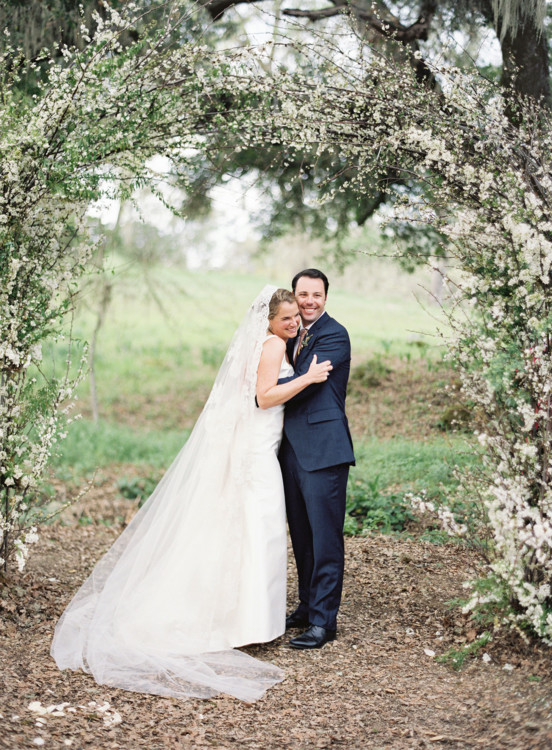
{"left": 77, "top": 514, "right": 95, "bottom": 527}
{"left": 345, "top": 475, "right": 413, "bottom": 534}
{"left": 439, "top": 573, "right": 552, "bottom": 646}
{"left": 343, "top": 437, "right": 478, "bottom": 536}
{"left": 419, "top": 527, "right": 456, "bottom": 545}
{"left": 436, "top": 632, "right": 492, "bottom": 671}
{"left": 349, "top": 356, "right": 391, "bottom": 389}
{"left": 436, "top": 405, "right": 472, "bottom": 432}
{"left": 462, "top": 576, "right": 521, "bottom": 628}
{"left": 17, "top": 481, "right": 57, "bottom": 527}
{"left": 117, "top": 475, "right": 161, "bottom": 507}
{"left": 0, "top": 0, "right": 221, "bottom": 571}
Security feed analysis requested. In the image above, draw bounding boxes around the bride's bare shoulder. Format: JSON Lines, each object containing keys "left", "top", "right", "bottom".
{"left": 262, "top": 335, "right": 286, "bottom": 352}
{"left": 259, "top": 336, "right": 286, "bottom": 364}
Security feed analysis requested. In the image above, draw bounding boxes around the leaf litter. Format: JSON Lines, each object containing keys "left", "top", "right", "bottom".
{"left": 2, "top": 498, "right": 552, "bottom": 748}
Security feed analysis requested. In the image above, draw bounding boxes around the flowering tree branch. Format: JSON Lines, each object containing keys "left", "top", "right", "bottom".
{"left": 4, "top": 0, "right": 552, "bottom": 647}
{"left": 194, "top": 39, "right": 552, "bottom": 640}
{"left": 0, "top": 1, "right": 217, "bottom": 573}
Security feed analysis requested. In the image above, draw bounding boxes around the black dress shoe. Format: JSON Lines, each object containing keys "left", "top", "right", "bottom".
{"left": 289, "top": 625, "right": 337, "bottom": 649}
{"left": 285, "top": 609, "right": 310, "bottom": 630}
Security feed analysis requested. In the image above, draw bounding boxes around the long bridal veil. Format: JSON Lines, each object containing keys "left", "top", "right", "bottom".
{"left": 51, "top": 285, "right": 284, "bottom": 702}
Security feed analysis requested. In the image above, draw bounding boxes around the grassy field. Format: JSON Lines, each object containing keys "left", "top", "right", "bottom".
{"left": 52, "top": 260, "right": 447, "bottom": 401}
{"left": 44, "top": 260, "right": 468, "bottom": 533}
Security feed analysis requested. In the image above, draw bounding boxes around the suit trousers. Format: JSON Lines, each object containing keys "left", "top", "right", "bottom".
{"left": 279, "top": 434, "right": 349, "bottom": 630}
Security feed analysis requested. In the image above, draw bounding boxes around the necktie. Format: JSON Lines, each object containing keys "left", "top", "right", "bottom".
{"left": 294, "top": 328, "right": 308, "bottom": 365}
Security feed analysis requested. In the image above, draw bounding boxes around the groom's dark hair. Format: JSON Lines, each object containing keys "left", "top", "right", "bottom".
{"left": 292, "top": 268, "right": 329, "bottom": 295}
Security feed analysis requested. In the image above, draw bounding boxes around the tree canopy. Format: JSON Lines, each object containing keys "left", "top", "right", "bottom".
{"left": 187, "top": 0, "right": 551, "bottom": 250}
{"left": 2, "top": 1, "right": 550, "bottom": 251}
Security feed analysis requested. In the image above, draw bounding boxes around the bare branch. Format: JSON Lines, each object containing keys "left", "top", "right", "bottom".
{"left": 204, "top": 0, "right": 436, "bottom": 42}
{"left": 202, "top": 0, "right": 270, "bottom": 20}
{"left": 283, "top": 5, "right": 345, "bottom": 21}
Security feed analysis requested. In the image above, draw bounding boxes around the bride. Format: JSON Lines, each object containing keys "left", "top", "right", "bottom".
{"left": 51, "top": 286, "right": 332, "bottom": 702}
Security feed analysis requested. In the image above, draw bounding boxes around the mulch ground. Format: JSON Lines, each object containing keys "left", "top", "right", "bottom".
{"left": 2, "top": 361, "right": 550, "bottom": 749}
{"left": 346, "top": 358, "right": 461, "bottom": 442}
{"left": 2, "top": 515, "right": 552, "bottom": 750}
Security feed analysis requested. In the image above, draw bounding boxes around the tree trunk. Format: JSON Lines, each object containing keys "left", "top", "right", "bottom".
{"left": 89, "top": 266, "right": 112, "bottom": 423}
{"left": 500, "top": 18, "right": 551, "bottom": 111}
{"left": 477, "top": 0, "right": 551, "bottom": 110}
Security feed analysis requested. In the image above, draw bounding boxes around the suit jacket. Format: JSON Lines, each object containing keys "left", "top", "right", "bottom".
{"left": 279, "top": 312, "right": 355, "bottom": 472}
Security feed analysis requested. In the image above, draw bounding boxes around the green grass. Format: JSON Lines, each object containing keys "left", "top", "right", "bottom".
{"left": 52, "top": 419, "right": 468, "bottom": 487}
{"left": 41, "top": 263, "right": 470, "bottom": 537}
{"left": 42, "top": 264, "right": 445, "bottom": 410}
{"left": 50, "top": 419, "right": 190, "bottom": 477}
{"left": 50, "top": 417, "right": 474, "bottom": 539}
{"left": 350, "top": 436, "right": 474, "bottom": 497}
{"left": 343, "top": 436, "right": 476, "bottom": 535}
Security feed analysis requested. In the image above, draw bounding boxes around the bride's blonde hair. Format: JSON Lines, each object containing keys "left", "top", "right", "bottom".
{"left": 268, "top": 288, "right": 296, "bottom": 320}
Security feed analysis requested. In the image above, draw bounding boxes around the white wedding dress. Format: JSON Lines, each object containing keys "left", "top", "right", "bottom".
{"left": 51, "top": 286, "right": 292, "bottom": 702}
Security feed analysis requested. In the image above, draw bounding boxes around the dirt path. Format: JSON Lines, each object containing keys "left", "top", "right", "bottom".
{"left": 2, "top": 519, "right": 552, "bottom": 750}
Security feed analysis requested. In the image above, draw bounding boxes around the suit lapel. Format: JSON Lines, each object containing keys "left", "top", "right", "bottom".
{"left": 295, "top": 313, "right": 331, "bottom": 366}
{"left": 286, "top": 336, "right": 295, "bottom": 363}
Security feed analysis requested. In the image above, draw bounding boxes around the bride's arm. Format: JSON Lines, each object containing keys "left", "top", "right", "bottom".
{"left": 256, "top": 337, "right": 332, "bottom": 410}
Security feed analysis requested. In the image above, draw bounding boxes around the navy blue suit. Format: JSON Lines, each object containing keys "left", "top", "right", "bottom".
{"left": 278, "top": 312, "right": 354, "bottom": 630}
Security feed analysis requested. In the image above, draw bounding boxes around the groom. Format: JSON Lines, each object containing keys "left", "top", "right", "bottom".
{"left": 278, "top": 269, "right": 355, "bottom": 649}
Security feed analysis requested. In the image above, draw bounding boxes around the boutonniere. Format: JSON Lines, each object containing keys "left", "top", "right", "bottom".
{"left": 298, "top": 332, "right": 313, "bottom": 356}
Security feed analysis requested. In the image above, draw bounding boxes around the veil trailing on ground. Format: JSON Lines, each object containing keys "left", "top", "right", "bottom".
{"left": 51, "top": 285, "right": 284, "bottom": 702}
